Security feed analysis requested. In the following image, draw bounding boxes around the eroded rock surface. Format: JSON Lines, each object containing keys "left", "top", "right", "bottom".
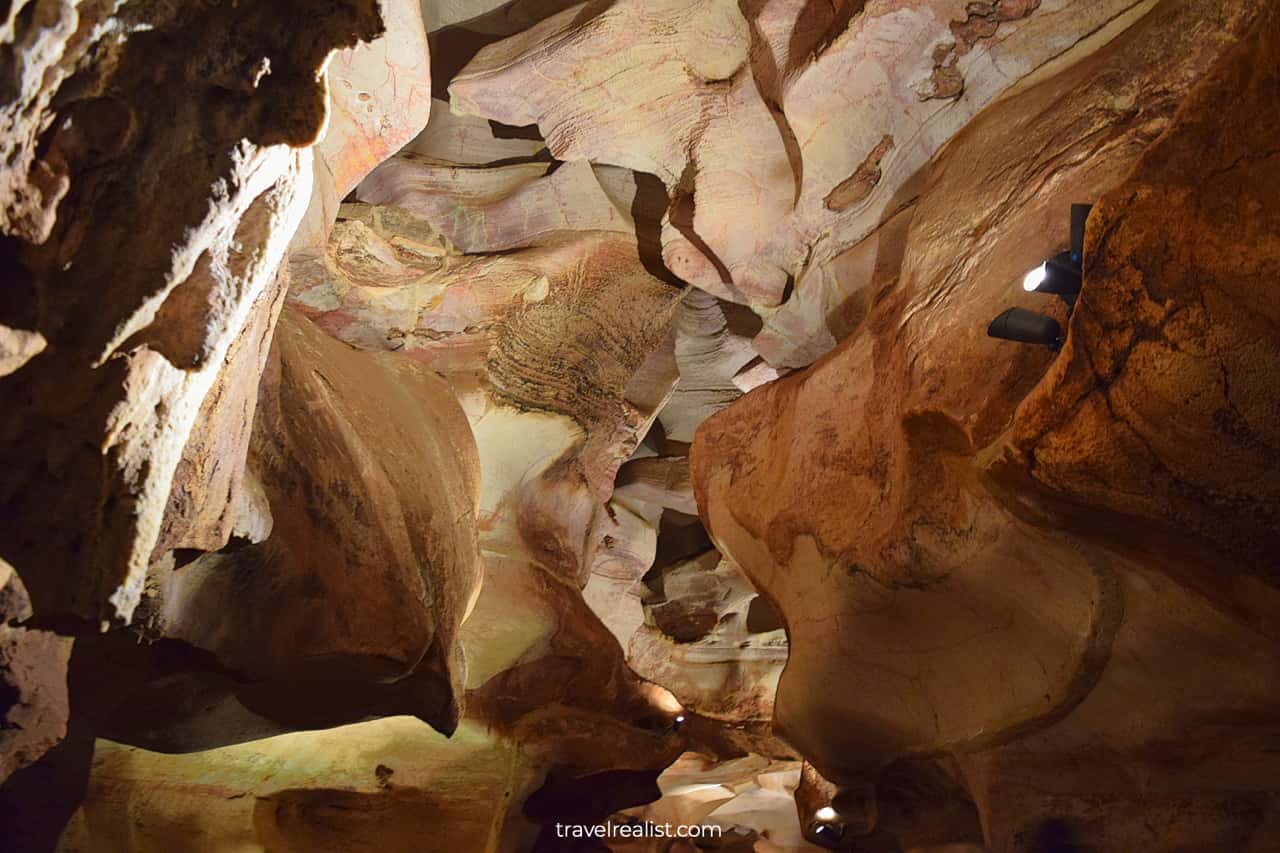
{"left": 67, "top": 306, "right": 484, "bottom": 751}
{"left": 693, "top": 2, "right": 1280, "bottom": 849}
{"left": 4, "top": 0, "right": 1280, "bottom": 851}
{"left": 449, "top": 0, "right": 1153, "bottom": 317}
{"left": 0, "top": 0, "right": 395, "bottom": 628}
{"left": 0, "top": 562, "right": 72, "bottom": 784}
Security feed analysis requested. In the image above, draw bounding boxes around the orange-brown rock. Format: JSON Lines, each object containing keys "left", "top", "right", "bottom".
{"left": 693, "top": 2, "right": 1280, "bottom": 849}
{"left": 0, "top": 562, "right": 72, "bottom": 784}
{"left": 0, "top": 0, "right": 388, "bottom": 628}
{"left": 65, "top": 306, "right": 482, "bottom": 752}
{"left": 1003, "top": 9, "right": 1280, "bottom": 575}
{"left": 279, "top": 109, "right": 697, "bottom": 840}
{"left": 6, "top": 0, "right": 1280, "bottom": 850}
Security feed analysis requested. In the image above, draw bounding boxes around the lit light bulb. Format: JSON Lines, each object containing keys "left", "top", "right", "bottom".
{"left": 815, "top": 806, "right": 837, "bottom": 822}
{"left": 675, "top": 715, "right": 685, "bottom": 724}
{"left": 1023, "top": 262, "right": 1048, "bottom": 292}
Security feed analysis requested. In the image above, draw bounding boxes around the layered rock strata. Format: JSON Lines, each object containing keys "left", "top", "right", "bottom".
{"left": 693, "top": 2, "right": 1280, "bottom": 849}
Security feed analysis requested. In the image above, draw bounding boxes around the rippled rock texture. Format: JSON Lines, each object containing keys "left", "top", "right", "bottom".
{"left": 3, "top": 0, "right": 1279, "bottom": 851}
{"left": 693, "top": 2, "right": 1280, "bottom": 849}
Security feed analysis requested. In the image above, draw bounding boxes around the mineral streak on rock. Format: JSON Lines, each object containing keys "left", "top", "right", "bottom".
{"left": 824, "top": 134, "right": 895, "bottom": 212}
{"left": 449, "top": 0, "right": 1151, "bottom": 315}
{"left": 923, "top": 0, "right": 1044, "bottom": 102}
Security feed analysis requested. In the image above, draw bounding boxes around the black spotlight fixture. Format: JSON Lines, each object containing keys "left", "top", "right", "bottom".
{"left": 987, "top": 307, "right": 1062, "bottom": 351}
{"left": 1021, "top": 252, "right": 1081, "bottom": 304}
{"left": 811, "top": 821, "right": 845, "bottom": 848}
{"left": 988, "top": 203, "right": 1092, "bottom": 350}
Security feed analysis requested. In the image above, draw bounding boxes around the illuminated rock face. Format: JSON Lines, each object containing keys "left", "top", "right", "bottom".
{"left": 692, "top": 2, "right": 1280, "bottom": 849}
{"left": 55, "top": 719, "right": 547, "bottom": 853}
{"left": 66, "top": 306, "right": 484, "bottom": 751}
{"left": 0, "top": 561, "right": 72, "bottom": 783}
{"left": 0, "top": 0, "right": 397, "bottom": 628}
{"left": 447, "top": 0, "right": 1151, "bottom": 315}
{"left": 2, "top": 1, "right": 1280, "bottom": 852}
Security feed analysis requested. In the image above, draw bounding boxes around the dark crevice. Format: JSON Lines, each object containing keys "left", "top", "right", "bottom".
{"left": 740, "top": 0, "right": 804, "bottom": 206}
{"left": 630, "top": 171, "right": 682, "bottom": 287}
{"left": 668, "top": 161, "right": 738, "bottom": 294}
{"left": 787, "top": 0, "right": 868, "bottom": 75}
{"left": 488, "top": 119, "right": 544, "bottom": 141}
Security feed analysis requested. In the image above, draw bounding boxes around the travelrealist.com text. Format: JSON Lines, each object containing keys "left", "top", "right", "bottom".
{"left": 554, "top": 822, "right": 724, "bottom": 840}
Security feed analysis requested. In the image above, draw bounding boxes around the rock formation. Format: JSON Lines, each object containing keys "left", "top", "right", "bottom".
{"left": 2, "top": 0, "right": 1279, "bottom": 851}
{"left": 692, "top": 1, "right": 1280, "bottom": 849}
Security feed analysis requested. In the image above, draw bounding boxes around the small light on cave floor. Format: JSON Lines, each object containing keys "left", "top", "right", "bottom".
{"left": 815, "top": 806, "right": 837, "bottom": 822}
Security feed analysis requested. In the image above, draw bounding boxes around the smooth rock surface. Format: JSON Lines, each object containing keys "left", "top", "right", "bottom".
{"left": 692, "top": 2, "right": 1280, "bottom": 848}
{"left": 4, "top": 1, "right": 1280, "bottom": 851}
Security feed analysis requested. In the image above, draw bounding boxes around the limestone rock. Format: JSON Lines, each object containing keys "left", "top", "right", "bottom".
{"left": 0, "top": 325, "right": 45, "bottom": 378}
{"left": 1004, "top": 4, "right": 1280, "bottom": 574}
{"left": 357, "top": 155, "right": 637, "bottom": 254}
{"left": 617, "top": 754, "right": 812, "bottom": 852}
{"left": 630, "top": 549, "right": 788, "bottom": 752}
{"left": 0, "top": 0, "right": 388, "bottom": 628}
{"left": 692, "top": 2, "right": 1280, "bottom": 848}
{"left": 0, "top": 562, "right": 72, "bottom": 784}
{"left": 5, "top": 0, "right": 1280, "bottom": 850}
{"left": 450, "top": 0, "right": 1153, "bottom": 316}
{"left": 56, "top": 719, "right": 547, "bottom": 852}
{"left": 403, "top": 97, "right": 546, "bottom": 165}
{"left": 283, "top": 99, "right": 696, "bottom": 839}
{"left": 101, "top": 307, "right": 483, "bottom": 747}
{"left": 658, "top": 289, "right": 760, "bottom": 444}
{"left": 288, "top": 0, "right": 434, "bottom": 275}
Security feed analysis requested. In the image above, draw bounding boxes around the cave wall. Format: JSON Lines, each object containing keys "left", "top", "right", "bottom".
{"left": 2, "top": 1, "right": 1278, "bottom": 852}
{"left": 692, "top": 2, "right": 1280, "bottom": 849}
